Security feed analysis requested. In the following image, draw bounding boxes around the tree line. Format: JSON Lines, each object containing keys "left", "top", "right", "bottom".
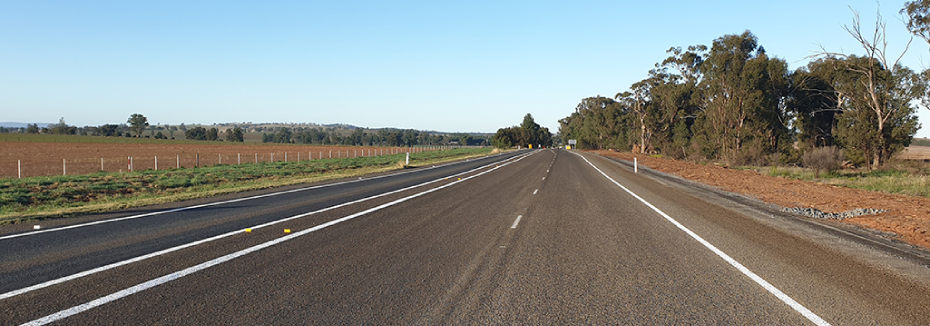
{"left": 2, "top": 113, "right": 489, "bottom": 146}
{"left": 559, "top": 4, "right": 930, "bottom": 169}
{"left": 261, "top": 127, "right": 490, "bottom": 147}
{"left": 492, "top": 114, "right": 553, "bottom": 148}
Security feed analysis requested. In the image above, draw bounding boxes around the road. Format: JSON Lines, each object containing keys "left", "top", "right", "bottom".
{"left": 2, "top": 149, "right": 930, "bottom": 325}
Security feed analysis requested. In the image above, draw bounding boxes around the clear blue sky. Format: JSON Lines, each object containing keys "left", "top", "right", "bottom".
{"left": 3, "top": 1, "right": 930, "bottom": 136}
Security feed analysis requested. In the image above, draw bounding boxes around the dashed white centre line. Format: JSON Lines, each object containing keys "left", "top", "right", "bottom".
{"left": 19, "top": 152, "right": 538, "bottom": 326}
{"left": 511, "top": 215, "right": 523, "bottom": 229}
{"left": 533, "top": 189, "right": 538, "bottom": 195}
{"left": 542, "top": 177, "right": 546, "bottom": 180}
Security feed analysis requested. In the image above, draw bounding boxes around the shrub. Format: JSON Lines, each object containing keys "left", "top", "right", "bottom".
{"left": 802, "top": 146, "right": 844, "bottom": 177}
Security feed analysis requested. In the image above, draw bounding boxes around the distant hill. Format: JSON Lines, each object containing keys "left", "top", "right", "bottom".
{"left": 912, "top": 138, "right": 930, "bottom": 147}
{"left": 0, "top": 122, "right": 53, "bottom": 128}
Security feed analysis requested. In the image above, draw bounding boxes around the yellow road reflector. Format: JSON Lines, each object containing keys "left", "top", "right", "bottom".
{"left": 244, "top": 228, "right": 252, "bottom": 233}
{"left": 457, "top": 178, "right": 461, "bottom": 180}
{"left": 284, "top": 229, "right": 291, "bottom": 233}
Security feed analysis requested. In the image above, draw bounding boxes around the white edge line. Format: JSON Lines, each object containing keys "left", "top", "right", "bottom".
{"left": 572, "top": 152, "right": 831, "bottom": 326}
{"left": 511, "top": 215, "right": 523, "bottom": 229}
{"left": 19, "top": 150, "right": 533, "bottom": 326}
{"left": 1, "top": 151, "right": 536, "bottom": 301}
{"left": 1, "top": 150, "right": 522, "bottom": 241}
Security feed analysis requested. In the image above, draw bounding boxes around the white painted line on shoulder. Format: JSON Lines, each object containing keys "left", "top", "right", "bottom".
{"left": 1, "top": 152, "right": 535, "bottom": 302}
{"left": 511, "top": 215, "right": 523, "bottom": 229}
{"left": 17, "top": 154, "right": 534, "bottom": 326}
{"left": 573, "top": 152, "right": 831, "bottom": 326}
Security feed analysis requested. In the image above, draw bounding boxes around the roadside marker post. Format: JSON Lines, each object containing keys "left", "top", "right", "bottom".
{"left": 406, "top": 153, "right": 410, "bottom": 166}
{"left": 155, "top": 156, "right": 158, "bottom": 171}
{"left": 634, "top": 158, "right": 638, "bottom": 173}
{"left": 19, "top": 160, "right": 22, "bottom": 178}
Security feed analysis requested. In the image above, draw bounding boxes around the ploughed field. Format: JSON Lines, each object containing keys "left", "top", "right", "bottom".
{"left": 0, "top": 142, "right": 426, "bottom": 178}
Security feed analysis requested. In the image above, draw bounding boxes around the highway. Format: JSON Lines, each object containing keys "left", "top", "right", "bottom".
{"left": 2, "top": 149, "right": 930, "bottom": 325}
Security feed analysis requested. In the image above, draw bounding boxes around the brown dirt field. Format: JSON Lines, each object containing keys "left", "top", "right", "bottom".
{"left": 896, "top": 145, "right": 930, "bottom": 160}
{"left": 0, "top": 142, "right": 428, "bottom": 178}
{"left": 593, "top": 150, "right": 930, "bottom": 250}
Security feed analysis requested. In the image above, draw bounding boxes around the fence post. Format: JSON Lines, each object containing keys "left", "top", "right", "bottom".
{"left": 271, "top": 153, "right": 274, "bottom": 162}
{"left": 238, "top": 153, "right": 241, "bottom": 165}
{"left": 219, "top": 154, "right": 222, "bottom": 165}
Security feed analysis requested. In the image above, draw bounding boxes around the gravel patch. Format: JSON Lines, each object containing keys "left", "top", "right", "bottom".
{"left": 783, "top": 207, "right": 888, "bottom": 220}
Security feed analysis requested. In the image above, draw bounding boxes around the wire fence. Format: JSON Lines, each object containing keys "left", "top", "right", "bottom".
{"left": 0, "top": 146, "right": 465, "bottom": 178}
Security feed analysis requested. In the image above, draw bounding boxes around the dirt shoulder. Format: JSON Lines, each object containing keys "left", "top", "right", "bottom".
{"left": 592, "top": 150, "right": 930, "bottom": 249}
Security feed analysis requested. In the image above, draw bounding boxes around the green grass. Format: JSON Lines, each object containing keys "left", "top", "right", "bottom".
{"left": 0, "top": 148, "right": 497, "bottom": 224}
{"left": 758, "top": 165, "right": 930, "bottom": 198}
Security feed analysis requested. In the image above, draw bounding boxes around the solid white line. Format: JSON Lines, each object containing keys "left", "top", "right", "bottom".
{"left": 20, "top": 151, "right": 531, "bottom": 326}
{"left": 1, "top": 151, "right": 519, "bottom": 241}
{"left": 533, "top": 189, "right": 538, "bottom": 195}
{"left": 1, "top": 152, "right": 535, "bottom": 302}
{"left": 511, "top": 215, "right": 523, "bottom": 229}
{"left": 572, "top": 152, "right": 831, "bottom": 326}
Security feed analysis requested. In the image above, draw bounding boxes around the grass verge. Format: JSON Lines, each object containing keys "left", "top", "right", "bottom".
{"left": 743, "top": 165, "right": 930, "bottom": 198}
{"left": 0, "top": 148, "right": 499, "bottom": 224}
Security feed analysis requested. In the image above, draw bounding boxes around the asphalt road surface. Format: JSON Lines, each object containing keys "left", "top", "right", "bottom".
{"left": 3, "top": 149, "right": 930, "bottom": 325}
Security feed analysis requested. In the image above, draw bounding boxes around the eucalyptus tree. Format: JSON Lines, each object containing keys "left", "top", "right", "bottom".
{"left": 694, "top": 31, "right": 790, "bottom": 163}
{"left": 127, "top": 113, "right": 148, "bottom": 138}
{"left": 788, "top": 58, "right": 843, "bottom": 149}
{"left": 817, "top": 8, "right": 924, "bottom": 168}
